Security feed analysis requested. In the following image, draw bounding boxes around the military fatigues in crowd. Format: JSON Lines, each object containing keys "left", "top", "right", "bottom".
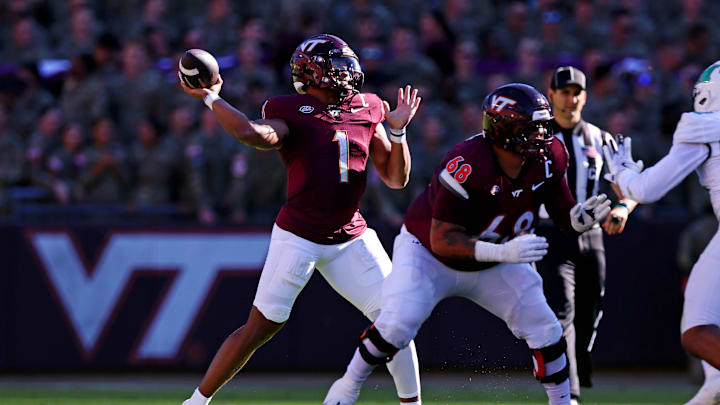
{"left": 227, "top": 148, "right": 286, "bottom": 225}
{"left": 129, "top": 136, "right": 181, "bottom": 206}
{"left": 0, "top": 133, "right": 25, "bottom": 214}
{"left": 79, "top": 144, "right": 129, "bottom": 203}
{"left": 185, "top": 127, "right": 239, "bottom": 215}
{"left": 41, "top": 146, "right": 87, "bottom": 204}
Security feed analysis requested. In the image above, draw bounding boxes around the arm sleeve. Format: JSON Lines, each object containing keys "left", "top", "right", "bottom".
{"left": 618, "top": 143, "right": 709, "bottom": 203}
{"left": 544, "top": 175, "right": 578, "bottom": 234}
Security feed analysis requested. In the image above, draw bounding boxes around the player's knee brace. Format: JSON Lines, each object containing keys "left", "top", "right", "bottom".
{"left": 531, "top": 337, "right": 569, "bottom": 384}
{"left": 358, "top": 323, "right": 400, "bottom": 365}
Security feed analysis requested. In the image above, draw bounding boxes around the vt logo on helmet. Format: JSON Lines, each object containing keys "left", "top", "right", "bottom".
{"left": 482, "top": 83, "right": 555, "bottom": 160}
{"left": 290, "top": 34, "right": 364, "bottom": 103}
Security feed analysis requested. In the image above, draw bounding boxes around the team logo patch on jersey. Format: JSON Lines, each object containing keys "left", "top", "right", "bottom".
{"left": 299, "top": 105, "right": 314, "bottom": 114}
{"left": 490, "top": 185, "right": 500, "bottom": 195}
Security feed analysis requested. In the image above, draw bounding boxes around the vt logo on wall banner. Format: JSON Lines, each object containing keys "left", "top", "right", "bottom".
{"left": 28, "top": 231, "right": 269, "bottom": 361}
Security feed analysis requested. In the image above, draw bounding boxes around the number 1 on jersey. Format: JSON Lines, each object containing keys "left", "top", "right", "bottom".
{"left": 333, "top": 131, "right": 350, "bottom": 183}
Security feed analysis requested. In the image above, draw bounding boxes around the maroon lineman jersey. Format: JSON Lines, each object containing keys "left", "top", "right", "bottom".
{"left": 404, "top": 133, "right": 577, "bottom": 271}
{"left": 261, "top": 92, "right": 384, "bottom": 244}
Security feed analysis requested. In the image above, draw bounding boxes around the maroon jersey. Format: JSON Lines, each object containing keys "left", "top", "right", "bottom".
{"left": 261, "top": 92, "right": 384, "bottom": 244}
{"left": 404, "top": 133, "right": 577, "bottom": 271}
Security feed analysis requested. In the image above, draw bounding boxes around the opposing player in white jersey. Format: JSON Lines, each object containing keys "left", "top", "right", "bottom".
{"left": 603, "top": 60, "right": 720, "bottom": 405}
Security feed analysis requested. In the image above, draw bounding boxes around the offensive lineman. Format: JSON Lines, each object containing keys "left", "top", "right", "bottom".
{"left": 324, "top": 83, "right": 611, "bottom": 405}
{"left": 179, "top": 34, "right": 423, "bottom": 405}
{"left": 603, "top": 60, "right": 720, "bottom": 405}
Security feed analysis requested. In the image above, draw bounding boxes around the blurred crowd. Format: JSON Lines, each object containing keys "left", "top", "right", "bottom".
{"left": 1, "top": 0, "right": 719, "bottom": 225}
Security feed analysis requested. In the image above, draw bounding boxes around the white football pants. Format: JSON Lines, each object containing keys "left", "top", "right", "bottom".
{"left": 375, "top": 225, "right": 563, "bottom": 351}
{"left": 682, "top": 228, "right": 720, "bottom": 332}
{"left": 253, "top": 223, "right": 420, "bottom": 398}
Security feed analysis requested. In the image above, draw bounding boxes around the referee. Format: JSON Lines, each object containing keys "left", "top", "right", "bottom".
{"left": 537, "top": 66, "right": 637, "bottom": 404}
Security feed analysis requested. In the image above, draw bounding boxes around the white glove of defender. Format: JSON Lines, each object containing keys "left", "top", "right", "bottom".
{"left": 570, "top": 194, "right": 612, "bottom": 233}
{"left": 497, "top": 234, "right": 549, "bottom": 263}
{"left": 602, "top": 135, "right": 644, "bottom": 184}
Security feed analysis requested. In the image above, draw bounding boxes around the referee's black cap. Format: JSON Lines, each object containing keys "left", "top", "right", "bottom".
{"left": 550, "top": 66, "right": 586, "bottom": 90}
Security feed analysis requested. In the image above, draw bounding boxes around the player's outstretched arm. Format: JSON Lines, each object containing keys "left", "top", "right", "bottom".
{"left": 180, "top": 76, "right": 289, "bottom": 150}
{"left": 370, "top": 85, "right": 421, "bottom": 189}
{"left": 603, "top": 136, "right": 708, "bottom": 203}
{"left": 429, "top": 219, "right": 548, "bottom": 264}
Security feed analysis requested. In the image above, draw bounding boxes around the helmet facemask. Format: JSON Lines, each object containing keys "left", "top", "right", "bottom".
{"left": 484, "top": 111, "right": 554, "bottom": 160}
{"left": 290, "top": 41, "right": 364, "bottom": 103}
{"left": 325, "top": 55, "right": 364, "bottom": 101}
{"left": 514, "top": 119, "right": 555, "bottom": 160}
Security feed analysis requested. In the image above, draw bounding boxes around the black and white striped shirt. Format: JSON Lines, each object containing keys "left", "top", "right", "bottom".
{"left": 553, "top": 120, "right": 614, "bottom": 204}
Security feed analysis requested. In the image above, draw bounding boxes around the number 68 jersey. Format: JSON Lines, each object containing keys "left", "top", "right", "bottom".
{"left": 261, "top": 92, "right": 385, "bottom": 245}
{"left": 404, "top": 133, "right": 578, "bottom": 271}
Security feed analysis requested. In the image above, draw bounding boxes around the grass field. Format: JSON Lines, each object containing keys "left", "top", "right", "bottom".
{"left": 0, "top": 371, "right": 699, "bottom": 405}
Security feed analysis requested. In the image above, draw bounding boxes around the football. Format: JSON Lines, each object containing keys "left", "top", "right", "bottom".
{"left": 178, "top": 49, "right": 220, "bottom": 89}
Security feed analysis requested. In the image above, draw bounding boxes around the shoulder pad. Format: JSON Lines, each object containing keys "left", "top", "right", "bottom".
{"left": 438, "top": 168, "right": 470, "bottom": 200}
{"left": 673, "top": 111, "right": 720, "bottom": 144}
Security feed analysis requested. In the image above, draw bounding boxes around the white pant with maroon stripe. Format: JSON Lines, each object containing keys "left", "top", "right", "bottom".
{"left": 375, "top": 225, "right": 563, "bottom": 351}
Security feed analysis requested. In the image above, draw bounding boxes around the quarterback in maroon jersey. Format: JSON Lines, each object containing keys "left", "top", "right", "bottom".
{"left": 180, "top": 34, "right": 422, "bottom": 405}
{"left": 324, "top": 84, "right": 610, "bottom": 405}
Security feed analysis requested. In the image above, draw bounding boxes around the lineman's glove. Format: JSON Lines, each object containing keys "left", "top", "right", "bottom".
{"left": 570, "top": 194, "right": 612, "bottom": 233}
{"left": 475, "top": 234, "right": 548, "bottom": 263}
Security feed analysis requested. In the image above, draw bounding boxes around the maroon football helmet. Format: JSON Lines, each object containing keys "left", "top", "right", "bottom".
{"left": 290, "top": 34, "right": 364, "bottom": 102}
{"left": 482, "top": 83, "right": 555, "bottom": 160}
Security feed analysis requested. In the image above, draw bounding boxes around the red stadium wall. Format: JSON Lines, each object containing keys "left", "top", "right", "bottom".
{"left": 0, "top": 220, "right": 687, "bottom": 372}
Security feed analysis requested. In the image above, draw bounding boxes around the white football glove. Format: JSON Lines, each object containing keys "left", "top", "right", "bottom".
{"left": 570, "top": 194, "right": 612, "bottom": 233}
{"left": 474, "top": 234, "right": 549, "bottom": 263}
{"left": 602, "top": 135, "right": 644, "bottom": 184}
{"left": 501, "top": 234, "right": 549, "bottom": 263}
